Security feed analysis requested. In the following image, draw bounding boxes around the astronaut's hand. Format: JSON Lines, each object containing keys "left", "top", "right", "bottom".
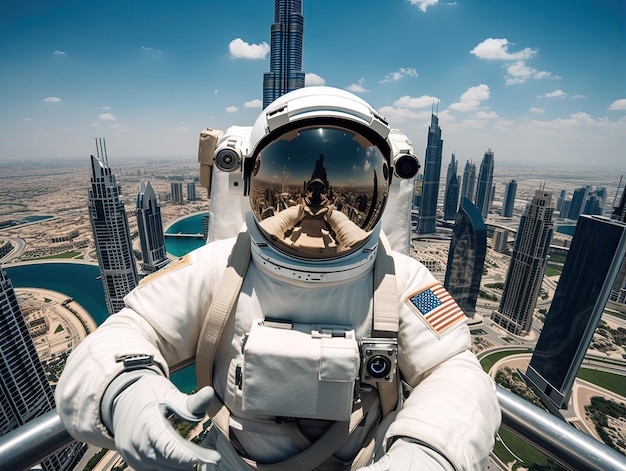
{"left": 108, "top": 374, "right": 221, "bottom": 471}
{"left": 357, "top": 437, "right": 454, "bottom": 471}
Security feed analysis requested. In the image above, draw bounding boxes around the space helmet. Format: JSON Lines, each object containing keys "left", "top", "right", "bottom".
{"left": 242, "top": 86, "right": 417, "bottom": 262}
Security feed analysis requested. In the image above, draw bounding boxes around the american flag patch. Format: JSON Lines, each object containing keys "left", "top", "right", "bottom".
{"left": 405, "top": 282, "right": 466, "bottom": 337}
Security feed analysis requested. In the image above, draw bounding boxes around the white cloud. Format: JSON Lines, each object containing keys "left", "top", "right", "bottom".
{"left": 229, "top": 38, "right": 269, "bottom": 59}
{"left": 505, "top": 61, "right": 557, "bottom": 85}
{"left": 109, "top": 123, "right": 123, "bottom": 129}
{"left": 407, "top": 0, "right": 439, "bottom": 12}
{"left": 44, "top": 97, "right": 61, "bottom": 103}
{"left": 449, "top": 84, "right": 490, "bottom": 112}
{"left": 91, "top": 123, "right": 102, "bottom": 128}
{"left": 226, "top": 105, "right": 239, "bottom": 112}
{"left": 99, "top": 113, "right": 117, "bottom": 121}
{"left": 393, "top": 95, "right": 438, "bottom": 109}
{"left": 543, "top": 90, "right": 567, "bottom": 99}
{"left": 470, "top": 38, "right": 537, "bottom": 61}
{"left": 378, "top": 105, "right": 421, "bottom": 122}
{"left": 244, "top": 99, "right": 262, "bottom": 108}
{"left": 473, "top": 110, "right": 499, "bottom": 120}
{"left": 530, "top": 107, "right": 545, "bottom": 113}
{"left": 608, "top": 99, "right": 626, "bottom": 110}
{"left": 571, "top": 94, "right": 585, "bottom": 100}
{"left": 305, "top": 72, "right": 326, "bottom": 86}
{"left": 380, "top": 67, "right": 418, "bottom": 83}
{"left": 52, "top": 50, "right": 66, "bottom": 56}
{"left": 347, "top": 77, "right": 367, "bottom": 93}
{"left": 141, "top": 46, "right": 163, "bottom": 57}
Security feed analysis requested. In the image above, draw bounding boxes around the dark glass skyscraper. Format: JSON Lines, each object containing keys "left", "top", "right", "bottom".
{"left": 474, "top": 149, "right": 494, "bottom": 220}
{"left": 567, "top": 186, "right": 588, "bottom": 220}
{"left": 0, "top": 265, "right": 86, "bottom": 470}
{"left": 444, "top": 197, "right": 486, "bottom": 316}
{"left": 417, "top": 113, "right": 443, "bottom": 234}
{"left": 88, "top": 139, "right": 138, "bottom": 315}
{"left": 492, "top": 190, "right": 554, "bottom": 335}
{"left": 460, "top": 160, "right": 476, "bottom": 202}
{"left": 262, "top": 0, "right": 305, "bottom": 108}
{"left": 501, "top": 179, "right": 517, "bottom": 218}
{"left": 525, "top": 216, "right": 626, "bottom": 412}
{"left": 443, "top": 154, "right": 459, "bottom": 221}
{"left": 136, "top": 181, "right": 170, "bottom": 274}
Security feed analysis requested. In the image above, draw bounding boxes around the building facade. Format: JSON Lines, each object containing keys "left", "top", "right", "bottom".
{"left": 417, "top": 113, "right": 443, "bottom": 234}
{"left": 460, "top": 160, "right": 476, "bottom": 202}
{"left": 88, "top": 144, "right": 138, "bottom": 316}
{"left": 492, "top": 190, "right": 554, "bottom": 335}
{"left": 474, "top": 149, "right": 494, "bottom": 220}
{"left": 136, "top": 181, "right": 170, "bottom": 274}
{"left": 444, "top": 197, "right": 486, "bottom": 316}
{"left": 443, "top": 154, "right": 459, "bottom": 221}
{"left": 525, "top": 215, "right": 626, "bottom": 411}
{"left": 501, "top": 179, "right": 517, "bottom": 218}
{"left": 0, "top": 265, "right": 86, "bottom": 470}
{"left": 262, "top": 0, "right": 305, "bottom": 108}
{"left": 171, "top": 181, "right": 184, "bottom": 204}
{"left": 187, "top": 181, "right": 197, "bottom": 202}
{"left": 567, "top": 186, "right": 588, "bottom": 220}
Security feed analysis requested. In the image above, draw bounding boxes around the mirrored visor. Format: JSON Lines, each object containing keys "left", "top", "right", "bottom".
{"left": 249, "top": 126, "right": 389, "bottom": 260}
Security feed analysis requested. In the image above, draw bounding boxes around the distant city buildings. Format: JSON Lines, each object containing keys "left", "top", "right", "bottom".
{"left": 443, "top": 154, "right": 459, "bottom": 221}
{"left": 501, "top": 179, "right": 517, "bottom": 218}
{"left": 187, "top": 181, "right": 197, "bottom": 202}
{"left": 461, "top": 160, "right": 476, "bottom": 202}
{"left": 474, "top": 149, "right": 494, "bottom": 220}
{"left": 492, "top": 190, "right": 554, "bottom": 335}
{"left": 417, "top": 113, "right": 443, "bottom": 234}
{"left": 444, "top": 197, "right": 486, "bottom": 316}
{"left": 0, "top": 265, "right": 86, "bottom": 470}
{"left": 171, "top": 181, "right": 184, "bottom": 204}
{"left": 567, "top": 186, "right": 588, "bottom": 220}
{"left": 493, "top": 227, "right": 510, "bottom": 254}
{"left": 88, "top": 140, "right": 138, "bottom": 315}
{"left": 136, "top": 181, "right": 170, "bottom": 274}
{"left": 525, "top": 215, "right": 626, "bottom": 412}
{"left": 262, "top": 0, "right": 305, "bottom": 108}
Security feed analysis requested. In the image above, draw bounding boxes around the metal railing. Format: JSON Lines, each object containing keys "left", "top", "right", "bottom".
{"left": 1, "top": 386, "right": 625, "bottom": 471}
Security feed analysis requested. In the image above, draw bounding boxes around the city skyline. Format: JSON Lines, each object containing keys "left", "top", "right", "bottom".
{"left": 1, "top": 0, "right": 624, "bottom": 168}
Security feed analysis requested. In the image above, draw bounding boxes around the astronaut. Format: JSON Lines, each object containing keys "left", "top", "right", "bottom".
{"left": 55, "top": 86, "right": 501, "bottom": 470}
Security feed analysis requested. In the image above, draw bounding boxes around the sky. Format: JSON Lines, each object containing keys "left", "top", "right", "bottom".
{"left": 1, "top": 0, "right": 625, "bottom": 170}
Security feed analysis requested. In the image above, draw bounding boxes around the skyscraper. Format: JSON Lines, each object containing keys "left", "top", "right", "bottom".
{"left": 136, "top": 181, "right": 170, "bottom": 274}
{"left": 474, "top": 149, "right": 494, "bottom": 220}
{"left": 0, "top": 265, "right": 86, "bottom": 470}
{"left": 492, "top": 190, "right": 554, "bottom": 335}
{"left": 88, "top": 139, "right": 138, "bottom": 315}
{"left": 262, "top": 0, "right": 305, "bottom": 109}
{"left": 187, "top": 181, "right": 197, "bottom": 202}
{"left": 171, "top": 181, "right": 184, "bottom": 204}
{"left": 501, "top": 179, "right": 517, "bottom": 218}
{"left": 609, "top": 185, "right": 626, "bottom": 304}
{"left": 460, "top": 160, "right": 476, "bottom": 202}
{"left": 417, "top": 113, "right": 443, "bottom": 234}
{"left": 444, "top": 197, "right": 486, "bottom": 316}
{"left": 524, "top": 215, "right": 626, "bottom": 412}
{"left": 567, "top": 186, "right": 588, "bottom": 220}
{"left": 443, "top": 154, "right": 460, "bottom": 221}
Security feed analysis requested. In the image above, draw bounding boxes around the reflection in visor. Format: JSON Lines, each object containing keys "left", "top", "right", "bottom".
{"left": 249, "top": 127, "right": 389, "bottom": 259}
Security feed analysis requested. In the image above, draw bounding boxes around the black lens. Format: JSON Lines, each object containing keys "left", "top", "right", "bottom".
{"left": 366, "top": 355, "right": 391, "bottom": 379}
{"left": 395, "top": 154, "right": 419, "bottom": 179}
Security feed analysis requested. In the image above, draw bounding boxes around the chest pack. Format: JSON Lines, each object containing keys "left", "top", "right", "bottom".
{"left": 194, "top": 230, "right": 401, "bottom": 470}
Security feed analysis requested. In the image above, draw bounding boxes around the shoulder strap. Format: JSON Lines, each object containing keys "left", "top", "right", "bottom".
{"left": 195, "top": 230, "right": 251, "bottom": 388}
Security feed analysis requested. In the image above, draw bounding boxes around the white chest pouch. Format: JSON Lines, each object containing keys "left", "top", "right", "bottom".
{"left": 241, "top": 319, "right": 360, "bottom": 421}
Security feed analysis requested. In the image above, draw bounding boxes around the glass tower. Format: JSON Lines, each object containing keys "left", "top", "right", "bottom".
{"left": 492, "top": 190, "right": 554, "bottom": 335}
{"left": 474, "top": 149, "right": 494, "bottom": 220}
{"left": 524, "top": 216, "right": 626, "bottom": 412}
{"left": 136, "top": 181, "right": 170, "bottom": 274}
{"left": 444, "top": 197, "right": 486, "bottom": 316}
{"left": 417, "top": 113, "right": 443, "bottom": 234}
{"left": 460, "top": 160, "right": 476, "bottom": 202}
{"left": 567, "top": 186, "right": 588, "bottom": 221}
{"left": 0, "top": 265, "right": 86, "bottom": 470}
{"left": 443, "top": 154, "right": 460, "bottom": 221}
{"left": 88, "top": 139, "right": 138, "bottom": 315}
{"left": 501, "top": 179, "right": 517, "bottom": 218}
{"left": 262, "top": 0, "right": 305, "bottom": 109}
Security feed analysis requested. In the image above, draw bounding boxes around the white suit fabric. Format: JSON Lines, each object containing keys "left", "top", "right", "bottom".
{"left": 55, "top": 233, "right": 500, "bottom": 470}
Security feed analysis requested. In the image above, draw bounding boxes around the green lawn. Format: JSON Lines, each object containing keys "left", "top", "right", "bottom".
{"left": 30, "top": 251, "right": 82, "bottom": 260}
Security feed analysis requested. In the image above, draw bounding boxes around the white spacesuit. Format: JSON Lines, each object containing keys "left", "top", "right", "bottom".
{"left": 55, "top": 86, "right": 501, "bottom": 471}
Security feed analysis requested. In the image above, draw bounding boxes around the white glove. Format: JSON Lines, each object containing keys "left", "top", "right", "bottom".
{"left": 105, "top": 372, "right": 221, "bottom": 471}
{"left": 357, "top": 438, "right": 454, "bottom": 471}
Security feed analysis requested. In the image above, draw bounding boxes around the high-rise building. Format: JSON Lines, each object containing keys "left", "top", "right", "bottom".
{"left": 444, "top": 197, "right": 486, "bottom": 316}
{"left": 559, "top": 199, "right": 571, "bottom": 219}
{"left": 0, "top": 265, "right": 86, "bottom": 470}
{"left": 262, "top": 0, "right": 305, "bottom": 109}
{"left": 88, "top": 140, "right": 138, "bottom": 315}
{"left": 171, "top": 182, "right": 184, "bottom": 204}
{"left": 417, "top": 113, "right": 443, "bottom": 234}
{"left": 524, "top": 215, "right": 626, "bottom": 412}
{"left": 136, "top": 181, "right": 170, "bottom": 274}
{"left": 501, "top": 179, "right": 517, "bottom": 218}
{"left": 492, "top": 190, "right": 554, "bottom": 335}
{"left": 187, "top": 181, "right": 197, "bottom": 202}
{"left": 493, "top": 227, "right": 509, "bottom": 254}
{"left": 460, "top": 160, "right": 476, "bottom": 202}
{"left": 474, "top": 149, "right": 494, "bottom": 220}
{"left": 443, "top": 154, "right": 459, "bottom": 221}
{"left": 609, "top": 185, "right": 626, "bottom": 304}
{"left": 556, "top": 189, "right": 566, "bottom": 212}
{"left": 567, "top": 186, "right": 588, "bottom": 220}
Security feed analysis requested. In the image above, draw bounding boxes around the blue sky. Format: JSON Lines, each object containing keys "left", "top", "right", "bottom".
{"left": 1, "top": 0, "right": 624, "bottom": 169}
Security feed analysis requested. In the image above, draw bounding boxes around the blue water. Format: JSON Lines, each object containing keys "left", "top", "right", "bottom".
{"left": 5, "top": 211, "right": 208, "bottom": 393}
